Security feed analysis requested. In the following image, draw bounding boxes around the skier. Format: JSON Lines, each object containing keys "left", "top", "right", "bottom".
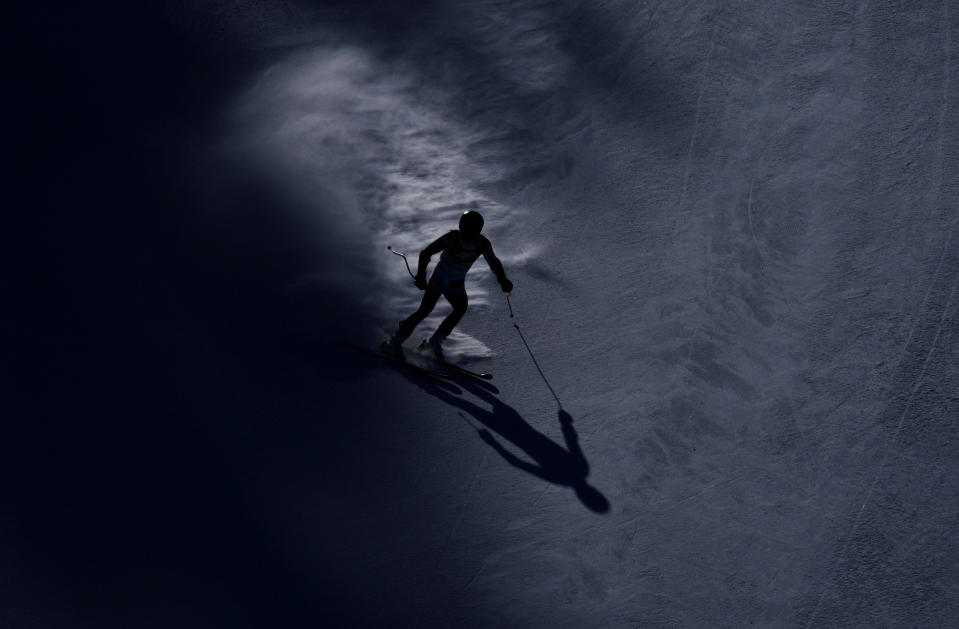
{"left": 384, "top": 210, "right": 513, "bottom": 360}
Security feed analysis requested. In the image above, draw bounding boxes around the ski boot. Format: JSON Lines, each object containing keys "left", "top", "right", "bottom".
{"left": 382, "top": 331, "right": 408, "bottom": 358}
{"left": 419, "top": 331, "right": 447, "bottom": 361}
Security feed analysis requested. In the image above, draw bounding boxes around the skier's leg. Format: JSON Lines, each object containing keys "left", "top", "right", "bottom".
{"left": 395, "top": 279, "right": 442, "bottom": 340}
{"left": 426, "top": 282, "right": 468, "bottom": 358}
{"left": 437, "top": 282, "right": 468, "bottom": 336}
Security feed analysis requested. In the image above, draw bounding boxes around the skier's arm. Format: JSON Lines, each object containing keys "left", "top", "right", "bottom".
{"left": 483, "top": 242, "right": 513, "bottom": 292}
{"left": 416, "top": 232, "right": 451, "bottom": 278}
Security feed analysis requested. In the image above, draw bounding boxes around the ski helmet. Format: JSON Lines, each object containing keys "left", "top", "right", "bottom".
{"left": 459, "top": 210, "right": 484, "bottom": 237}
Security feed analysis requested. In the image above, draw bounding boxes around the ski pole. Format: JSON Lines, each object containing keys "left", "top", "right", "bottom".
{"left": 387, "top": 245, "right": 416, "bottom": 280}
{"left": 508, "top": 295, "right": 562, "bottom": 408}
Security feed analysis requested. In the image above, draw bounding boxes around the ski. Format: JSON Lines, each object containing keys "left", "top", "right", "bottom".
{"left": 379, "top": 343, "right": 455, "bottom": 381}
{"left": 436, "top": 360, "right": 493, "bottom": 381}
{"left": 413, "top": 341, "right": 493, "bottom": 380}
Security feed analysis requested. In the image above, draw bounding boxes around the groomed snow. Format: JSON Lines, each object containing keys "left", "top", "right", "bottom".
{"left": 209, "top": 1, "right": 958, "bottom": 626}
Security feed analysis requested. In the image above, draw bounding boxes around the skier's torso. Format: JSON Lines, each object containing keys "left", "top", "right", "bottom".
{"left": 434, "top": 230, "right": 491, "bottom": 280}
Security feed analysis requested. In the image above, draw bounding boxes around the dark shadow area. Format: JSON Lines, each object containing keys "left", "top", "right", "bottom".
{"left": 409, "top": 375, "right": 610, "bottom": 514}
{"left": 460, "top": 373, "right": 500, "bottom": 395}
{"left": 5, "top": 5, "right": 415, "bottom": 628}
{"left": 331, "top": 340, "right": 464, "bottom": 395}
{"left": 177, "top": 151, "right": 382, "bottom": 377}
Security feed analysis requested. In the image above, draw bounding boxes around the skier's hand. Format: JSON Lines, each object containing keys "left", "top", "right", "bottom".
{"left": 500, "top": 278, "right": 513, "bottom": 293}
{"left": 414, "top": 274, "right": 428, "bottom": 290}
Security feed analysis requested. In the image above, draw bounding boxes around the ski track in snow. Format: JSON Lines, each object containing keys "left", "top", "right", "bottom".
{"left": 680, "top": 18, "right": 717, "bottom": 204}
{"left": 806, "top": 215, "right": 959, "bottom": 628}
{"left": 806, "top": 3, "right": 957, "bottom": 621}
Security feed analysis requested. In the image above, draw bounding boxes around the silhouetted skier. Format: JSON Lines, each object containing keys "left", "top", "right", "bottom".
{"left": 384, "top": 210, "right": 513, "bottom": 359}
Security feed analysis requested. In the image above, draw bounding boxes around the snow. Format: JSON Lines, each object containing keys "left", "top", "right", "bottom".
{"left": 219, "top": 2, "right": 958, "bottom": 625}
{"left": 9, "top": 0, "right": 958, "bottom": 627}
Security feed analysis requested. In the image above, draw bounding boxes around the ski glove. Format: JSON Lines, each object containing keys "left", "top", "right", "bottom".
{"left": 499, "top": 278, "right": 514, "bottom": 293}
{"left": 414, "top": 274, "right": 428, "bottom": 290}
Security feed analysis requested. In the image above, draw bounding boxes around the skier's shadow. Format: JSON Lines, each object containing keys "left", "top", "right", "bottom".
{"left": 411, "top": 375, "right": 610, "bottom": 513}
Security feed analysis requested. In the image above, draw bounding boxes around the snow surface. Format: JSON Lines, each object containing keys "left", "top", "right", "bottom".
{"left": 9, "top": 1, "right": 958, "bottom": 628}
